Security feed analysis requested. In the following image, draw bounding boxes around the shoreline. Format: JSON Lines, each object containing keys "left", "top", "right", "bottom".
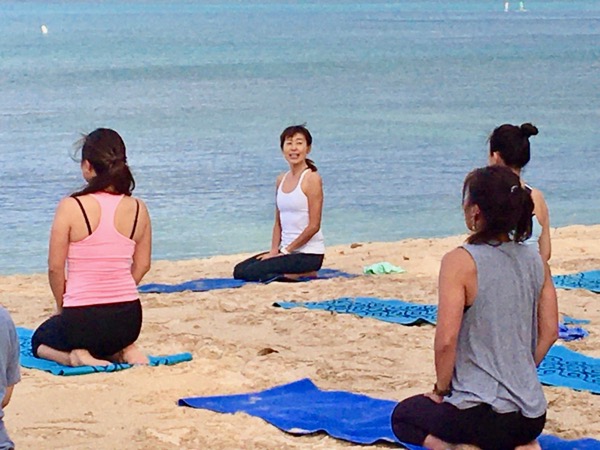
{"left": 2, "top": 223, "right": 599, "bottom": 448}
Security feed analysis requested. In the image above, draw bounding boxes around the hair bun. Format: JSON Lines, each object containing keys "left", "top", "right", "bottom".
{"left": 520, "top": 123, "right": 538, "bottom": 138}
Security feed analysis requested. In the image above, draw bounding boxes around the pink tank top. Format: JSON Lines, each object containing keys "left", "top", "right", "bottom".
{"left": 63, "top": 193, "right": 139, "bottom": 308}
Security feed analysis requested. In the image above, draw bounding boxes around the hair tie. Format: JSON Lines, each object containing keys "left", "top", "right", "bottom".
{"left": 510, "top": 185, "right": 519, "bottom": 194}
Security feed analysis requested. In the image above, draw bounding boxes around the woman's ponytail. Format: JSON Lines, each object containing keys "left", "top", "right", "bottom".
{"left": 510, "top": 184, "right": 534, "bottom": 243}
{"left": 71, "top": 128, "right": 135, "bottom": 197}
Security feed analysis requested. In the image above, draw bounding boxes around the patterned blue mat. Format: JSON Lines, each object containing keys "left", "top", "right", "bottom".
{"left": 18, "top": 327, "right": 192, "bottom": 376}
{"left": 538, "top": 345, "right": 600, "bottom": 394}
{"left": 139, "top": 268, "right": 356, "bottom": 294}
{"left": 274, "top": 297, "right": 437, "bottom": 325}
{"left": 179, "top": 379, "right": 600, "bottom": 449}
{"left": 275, "top": 297, "right": 589, "bottom": 341}
{"left": 553, "top": 270, "right": 600, "bottom": 293}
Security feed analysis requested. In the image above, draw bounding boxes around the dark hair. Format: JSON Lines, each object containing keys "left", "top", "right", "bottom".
{"left": 279, "top": 124, "right": 317, "bottom": 172}
{"left": 489, "top": 123, "right": 538, "bottom": 169}
{"left": 72, "top": 128, "right": 135, "bottom": 197}
{"left": 463, "top": 165, "right": 534, "bottom": 244}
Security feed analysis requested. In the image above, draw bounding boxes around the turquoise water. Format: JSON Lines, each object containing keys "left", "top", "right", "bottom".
{"left": 1, "top": 0, "right": 599, "bottom": 274}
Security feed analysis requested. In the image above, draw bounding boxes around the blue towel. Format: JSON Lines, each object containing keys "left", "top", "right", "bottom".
{"left": 538, "top": 345, "right": 600, "bottom": 394}
{"left": 553, "top": 270, "right": 600, "bottom": 293}
{"left": 558, "top": 323, "right": 589, "bottom": 341}
{"left": 138, "top": 269, "right": 356, "bottom": 294}
{"left": 178, "top": 378, "right": 600, "bottom": 449}
{"left": 274, "top": 298, "right": 586, "bottom": 342}
{"left": 274, "top": 297, "right": 437, "bottom": 325}
{"left": 17, "top": 327, "right": 192, "bottom": 376}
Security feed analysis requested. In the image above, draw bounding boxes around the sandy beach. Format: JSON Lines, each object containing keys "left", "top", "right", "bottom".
{"left": 2, "top": 224, "right": 599, "bottom": 449}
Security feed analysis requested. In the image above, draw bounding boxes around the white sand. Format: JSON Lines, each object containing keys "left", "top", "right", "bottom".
{"left": 2, "top": 224, "right": 599, "bottom": 448}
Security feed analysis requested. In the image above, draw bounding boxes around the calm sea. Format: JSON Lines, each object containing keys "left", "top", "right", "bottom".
{"left": 1, "top": 0, "right": 598, "bottom": 275}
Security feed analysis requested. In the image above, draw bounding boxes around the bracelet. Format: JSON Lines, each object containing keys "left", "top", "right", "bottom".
{"left": 433, "top": 383, "right": 451, "bottom": 397}
{"left": 280, "top": 247, "right": 290, "bottom": 255}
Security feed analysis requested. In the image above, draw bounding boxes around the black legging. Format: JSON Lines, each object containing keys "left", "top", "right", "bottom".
{"left": 32, "top": 300, "right": 142, "bottom": 359}
{"left": 391, "top": 395, "right": 545, "bottom": 450}
{"left": 233, "top": 252, "right": 324, "bottom": 282}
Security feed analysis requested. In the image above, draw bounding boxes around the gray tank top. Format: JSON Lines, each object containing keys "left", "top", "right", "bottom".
{"left": 444, "top": 241, "right": 547, "bottom": 418}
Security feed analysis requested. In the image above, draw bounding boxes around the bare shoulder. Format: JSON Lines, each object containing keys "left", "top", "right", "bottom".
{"left": 276, "top": 172, "right": 286, "bottom": 188}
{"left": 130, "top": 196, "right": 150, "bottom": 215}
{"left": 530, "top": 187, "right": 547, "bottom": 204}
{"left": 530, "top": 187, "right": 549, "bottom": 221}
{"left": 303, "top": 170, "right": 323, "bottom": 187}
{"left": 56, "top": 196, "right": 79, "bottom": 214}
{"left": 441, "top": 247, "right": 475, "bottom": 275}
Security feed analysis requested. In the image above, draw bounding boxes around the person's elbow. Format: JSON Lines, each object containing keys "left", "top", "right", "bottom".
{"left": 135, "top": 260, "right": 152, "bottom": 278}
{"left": 47, "top": 263, "right": 64, "bottom": 279}
{"left": 434, "top": 333, "right": 457, "bottom": 355}
{"left": 306, "top": 223, "right": 321, "bottom": 236}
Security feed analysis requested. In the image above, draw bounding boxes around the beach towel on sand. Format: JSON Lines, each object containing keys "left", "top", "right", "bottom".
{"left": 274, "top": 297, "right": 437, "bottom": 325}
{"left": 138, "top": 268, "right": 356, "bottom": 294}
{"left": 17, "top": 327, "right": 192, "bottom": 376}
{"left": 537, "top": 345, "right": 600, "bottom": 394}
{"left": 553, "top": 270, "right": 600, "bottom": 293}
{"left": 274, "top": 297, "right": 588, "bottom": 342}
{"left": 178, "top": 378, "right": 600, "bottom": 449}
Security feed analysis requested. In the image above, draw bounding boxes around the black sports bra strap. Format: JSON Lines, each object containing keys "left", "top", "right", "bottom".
{"left": 73, "top": 197, "right": 92, "bottom": 236}
{"left": 129, "top": 200, "right": 140, "bottom": 240}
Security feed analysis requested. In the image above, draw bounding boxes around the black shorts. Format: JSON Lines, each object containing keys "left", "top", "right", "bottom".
{"left": 32, "top": 299, "right": 142, "bottom": 359}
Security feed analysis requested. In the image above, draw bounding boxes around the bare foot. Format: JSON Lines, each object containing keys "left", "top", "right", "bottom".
{"left": 284, "top": 271, "right": 318, "bottom": 280}
{"left": 120, "top": 344, "right": 149, "bottom": 365}
{"left": 516, "top": 441, "right": 541, "bottom": 450}
{"left": 423, "top": 435, "right": 457, "bottom": 450}
{"left": 69, "top": 349, "right": 112, "bottom": 367}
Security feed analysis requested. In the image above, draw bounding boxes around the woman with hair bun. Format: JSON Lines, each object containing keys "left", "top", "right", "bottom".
{"left": 391, "top": 165, "right": 558, "bottom": 450}
{"left": 488, "top": 122, "right": 552, "bottom": 261}
{"left": 32, "top": 128, "right": 152, "bottom": 367}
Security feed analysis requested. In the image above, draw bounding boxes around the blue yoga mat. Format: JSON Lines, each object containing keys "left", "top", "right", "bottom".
{"left": 138, "top": 268, "right": 356, "bottom": 294}
{"left": 274, "top": 297, "right": 437, "bottom": 325}
{"left": 553, "top": 270, "right": 600, "bottom": 293}
{"left": 275, "top": 298, "right": 588, "bottom": 342}
{"left": 17, "top": 327, "right": 192, "bottom": 376}
{"left": 178, "top": 378, "right": 600, "bottom": 449}
{"left": 538, "top": 345, "right": 600, "bottom": 394}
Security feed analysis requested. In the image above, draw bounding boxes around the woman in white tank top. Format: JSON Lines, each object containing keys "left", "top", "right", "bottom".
{"left": 233, "top": 125, "right": 325, "bottom": 282}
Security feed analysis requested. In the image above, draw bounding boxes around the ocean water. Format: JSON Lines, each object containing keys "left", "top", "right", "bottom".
{"left": 1, "top": 0, "right": 598, "bottom": 275}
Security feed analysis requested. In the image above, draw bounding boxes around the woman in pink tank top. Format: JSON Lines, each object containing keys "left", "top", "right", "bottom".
{"left": 31, "top": 128, "right": 152, "bottom": 367}
{"left": 233, "top": 124, "right": 325, "bottom": 282}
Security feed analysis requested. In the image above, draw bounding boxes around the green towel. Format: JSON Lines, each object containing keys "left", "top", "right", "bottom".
{"left": 363, "top": 262, "right": 406, "bottom": 275}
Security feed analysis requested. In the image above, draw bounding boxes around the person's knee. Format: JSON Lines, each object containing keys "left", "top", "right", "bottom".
{"left": 234, "top": 261, "right": 269, "bottom": 281}
{"left": 233, "top": 262, "right": 246, "bottom": 280}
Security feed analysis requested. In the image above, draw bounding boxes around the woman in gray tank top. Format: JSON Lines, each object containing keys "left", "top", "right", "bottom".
{"left": 391, "top": 166, "right": 558, "bottom": 450}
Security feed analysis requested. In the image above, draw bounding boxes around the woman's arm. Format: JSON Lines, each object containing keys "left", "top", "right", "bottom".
{"left": 434, "top": 248, "right": 472, "bottom": 394}
{"left": 131, "top": 200, "right": 152, "bottom": 285}
{"left": 269, "top": 207, "right": 282, "bottom": 254}
{"left": 1, "top": 385, "right": 14, "bottom": 408}
{"left": 534, "top": 262, "right": 559, "bottom": 366}
{"left": 532, "top": 189, "right": 551, "bottom": 262}
{"left": 258, "top": 174, "right": 285, "bottom": 260}
{"left": 48, "top": 199, "right": 72, "bottom": 313}
{"left": 283, "top": 171, "right": 323, "bottom": 253}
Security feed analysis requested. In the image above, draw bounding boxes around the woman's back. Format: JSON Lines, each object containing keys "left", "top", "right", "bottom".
{"left": 63, "top": 192, "right": 140, "bottom": 307}
{"left": 446, "top": 242, "right": 546, "bottom": 417}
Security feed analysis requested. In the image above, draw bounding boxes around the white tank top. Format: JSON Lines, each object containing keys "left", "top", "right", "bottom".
{"left": 277, "top": 169, "right": 325, "bottom": 255}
